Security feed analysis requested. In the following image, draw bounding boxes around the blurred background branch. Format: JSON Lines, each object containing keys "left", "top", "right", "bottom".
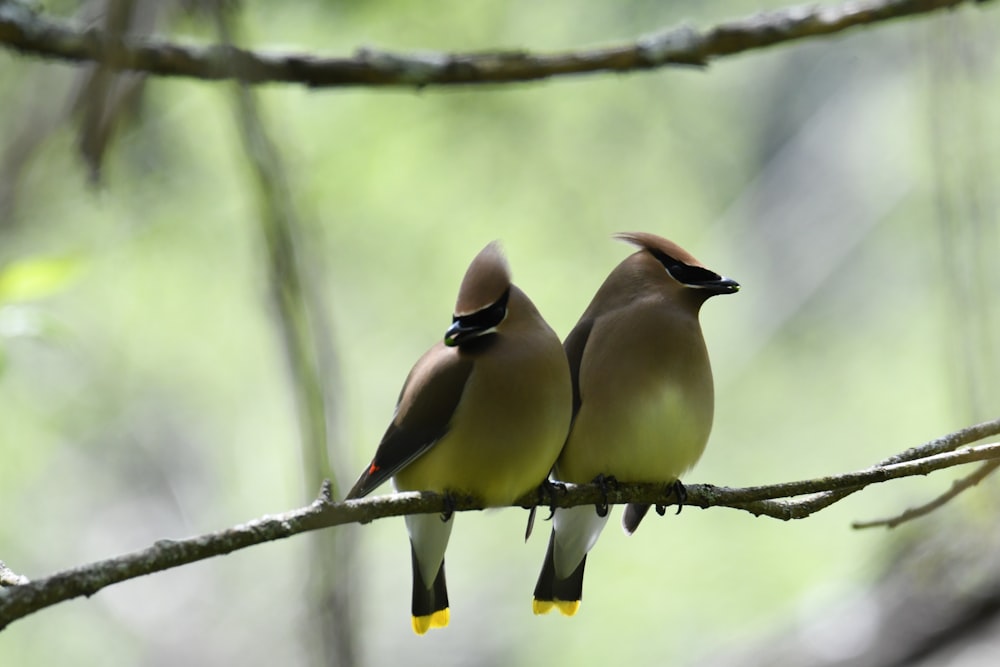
{"left": 2, "top": 417, "right": 999, "bottom": 633}
{"left": 0, "top": 0, "right": 992, "bottom": 88}
{"left": 211, "top": 6, "right": 355, "bottom": 667}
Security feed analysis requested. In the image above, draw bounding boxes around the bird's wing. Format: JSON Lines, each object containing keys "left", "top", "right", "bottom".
{"left": 562, "top": 317, "right": 595, "bottom": 421}
{"left": 345, "top": 347, "right": 474, "bottom": 499}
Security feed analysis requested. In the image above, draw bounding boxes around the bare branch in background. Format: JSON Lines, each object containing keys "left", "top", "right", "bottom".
{"left": 1, "top": 417, "right": 999, "bottom": 632}
{"left": 212, "top": 6, "right": 355, "bottom": 667}
{"left": 0, "top": 0, "right": 186, "bottom": 222}
{"left": 0, "top": 0, "right": 993, "bottom": 89}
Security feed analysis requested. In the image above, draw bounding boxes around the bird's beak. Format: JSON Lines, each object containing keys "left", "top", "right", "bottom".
{"left": 444, "top": 320, "right": 481, "bottom": 347}
{"left": 703, "top": 276, "right": 740, "bottom": 295}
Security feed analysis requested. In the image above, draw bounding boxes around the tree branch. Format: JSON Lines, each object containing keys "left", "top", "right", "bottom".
{"left": 0, "top": 0, "right": 993, "bottom": 89}
{"left": 852, "top": 458, "right": 1000, "bottom": 529}
{"left": 1, "top": 417, "right": 998, "bottom": 631}
{"left": 736, "top": 414, "right": 1000, "bottom": 520}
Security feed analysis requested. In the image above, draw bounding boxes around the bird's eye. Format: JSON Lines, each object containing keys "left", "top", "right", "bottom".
{"left": 453, "top": 288, "right": 509, "bottom": 330}
{"left": 647, "top": 248, "right": 723, "bottom": 286}
{"left": 667, "top": 263, "right": 723, "bottom": 285}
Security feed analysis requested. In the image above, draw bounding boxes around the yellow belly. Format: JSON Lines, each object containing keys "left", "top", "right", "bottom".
{"left": 555, "top": 378, "right": 713, "bottom": 485}
{"left": 555, "top": 296, "right": 716, "bottom": 485}
{"left": 395, "top": 347, "right": 572, "bottom": 506}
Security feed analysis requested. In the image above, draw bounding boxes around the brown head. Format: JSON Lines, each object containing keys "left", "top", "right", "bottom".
{"left": 445, "top": 242, "right": 515, "bottom": 347}
{"left": 615, "top": 232, "right": 739, "bottom": 303}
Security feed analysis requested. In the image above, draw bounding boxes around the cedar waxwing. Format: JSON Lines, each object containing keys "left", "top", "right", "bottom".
{"left": 532, "top": 232, "right": 738, "bottom": 616}
{"left": 346, "top": 242, "right": 572, "bottom": 634}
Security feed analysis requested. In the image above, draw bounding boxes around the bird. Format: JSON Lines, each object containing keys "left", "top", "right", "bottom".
{"left": 532, "top": 232, "right": 739, "bottom": 616}
{"left": 346, "top": 241, "right": 572, "bottom": 635}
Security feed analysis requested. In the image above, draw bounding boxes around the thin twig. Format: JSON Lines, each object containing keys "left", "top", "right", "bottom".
{"left": 757, "top": 416, "right": 1000, "bottom": 519}
{"left": 853, "top": 457, "right": 1000, "bottom": 529}
{"left": 0, "top": 0, "right": 993, "bottom": 89}
{"left": 695, "top": 440, "right": 1000, "bottom": 519}
{"left": 1, "top": 419, "right": 999, "bottom": 631}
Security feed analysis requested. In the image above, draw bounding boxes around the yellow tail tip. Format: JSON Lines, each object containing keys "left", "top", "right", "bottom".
{"left": 532, "top": 599, "right": 555, "bottom": 615}
{"left": 412, "top": 608, "right": 450, "bottom": 635}
{"left": 532, "top": 599, "right": 580, "bottom": 617}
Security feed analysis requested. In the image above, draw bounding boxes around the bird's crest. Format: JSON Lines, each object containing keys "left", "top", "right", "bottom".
{"left": 454, "top": 242, "right": 511, "bottom": 317}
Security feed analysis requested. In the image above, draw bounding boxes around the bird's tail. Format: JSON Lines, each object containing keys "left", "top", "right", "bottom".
{"left": 622, "top": 502, "right": 651, "bottom": 535}
{"left": 532, "top": 531, "right": 585, "bottom": 616}
{"left": 410, "top": 543, "right": 450, "bottom": 634}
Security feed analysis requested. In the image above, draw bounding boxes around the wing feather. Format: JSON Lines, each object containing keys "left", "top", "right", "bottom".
{"left": 346, "top": 346, "right": 474, "bottom": 499}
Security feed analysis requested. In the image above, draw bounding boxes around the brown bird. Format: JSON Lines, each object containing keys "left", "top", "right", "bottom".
{"left": 533, "top": 232, "right": 739, "bottom": 616}
{"left": 347, "top": 242, "right": 571, "bottom": 634}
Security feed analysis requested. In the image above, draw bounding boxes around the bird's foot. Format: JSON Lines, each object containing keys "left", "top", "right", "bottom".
{"left": 593, "top": 474, "right": 619, "bottom": 518}
{"left": 524, "top": 480, "right": 567, "bottom": 541}
{"left": 655, "top": 479, "right": 688, "bottom": 516}
{"left": 440, "top": 492, "right": 457, "bottom": 522}
{"left": 539, "top": 479, "right": 568, "bottom": 521}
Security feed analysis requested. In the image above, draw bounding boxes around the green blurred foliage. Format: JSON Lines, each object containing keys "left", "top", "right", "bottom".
{"left": 0, "top": 255, "right": 84, "bottom": 304}
{"left": 1, "top": 1, "right": 999, "bottom": 666}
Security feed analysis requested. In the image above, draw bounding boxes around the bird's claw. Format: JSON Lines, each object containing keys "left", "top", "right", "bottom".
{"left": 440, "top": 492, "right": 457, "bottom": 522}
{"left": 670, "top": 480, "right": 687, "bottom": 515}
{"left": 593, "top": 474, "right": 619, "bottom": 517}
{"left": 524, "top": 480, "right": 568, "bottom": 541}
{"left": 540, "top": 479, "right": 568, "bottom": 521}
